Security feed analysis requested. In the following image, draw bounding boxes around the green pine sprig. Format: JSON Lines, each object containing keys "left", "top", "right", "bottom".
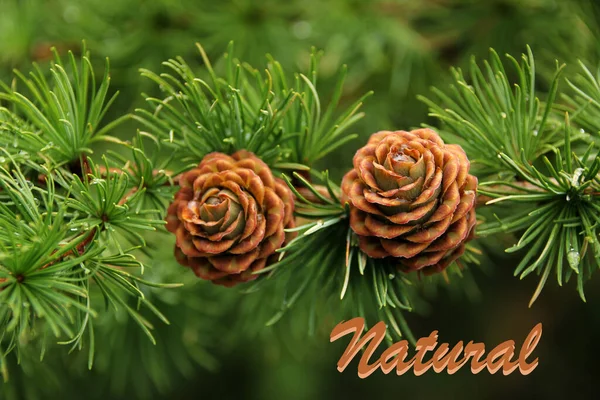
{"left": 104, "top": 132, "right": 185, "bottom": 216}
{"left": 268, "top": 49, "right": 372, "bottom": 165}
{"left": 60, "top": 156, "right": 165, "bottom": 250}
{"left": 0, "top": 47, "right": 184, "bottom": 378}
{"left": 135, "top": 42, "right": 370, "bottom": 168}
{"left": 478, "top": 113, "right": 600, "bottom": 305}
{"left": 420, "top": 46, "right": 600, "bottom": 304}
{"left": 418, "top": 46, "right": 566, "bottom": 177}
{"left": 0, "top": 44, "right": 130, "bottom": 168}
{"left": 561, "top": 60, "right": 600, "bottom": 139}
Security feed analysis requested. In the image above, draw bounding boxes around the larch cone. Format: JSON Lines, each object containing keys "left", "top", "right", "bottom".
{"left": 341, "top": 129, "right": 477, "bottom": 275}
{"left": 166, "top": 150, "right": 296, "bottom": 287}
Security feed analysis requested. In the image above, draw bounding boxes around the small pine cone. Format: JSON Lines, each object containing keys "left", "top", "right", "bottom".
{"left": 166, "top": 150, "right": 296, "bottom": 287}
{"left": 341, "top": 129, "right": 477, "bottom": 274}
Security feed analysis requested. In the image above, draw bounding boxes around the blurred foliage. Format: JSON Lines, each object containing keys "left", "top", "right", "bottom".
{"left": 3, "top": 0, "right": 599, "bottom": 138}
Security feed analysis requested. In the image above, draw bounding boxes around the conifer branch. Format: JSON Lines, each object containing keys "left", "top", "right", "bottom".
{"left": 135, "top": 43, "right": 370, "bottom": 169}
{"left": 419, "top": 46, "right": 567, "bottom": 177}
{"left": 422, "top": 47, "right": 600, "bottom": 304}
{"left": 0, "top": 48, "right": 183, "bottom": 377}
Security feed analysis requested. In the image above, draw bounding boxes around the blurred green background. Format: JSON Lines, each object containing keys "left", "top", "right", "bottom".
{"left": 2, "top": 0, "right": 600, "bottom": 399}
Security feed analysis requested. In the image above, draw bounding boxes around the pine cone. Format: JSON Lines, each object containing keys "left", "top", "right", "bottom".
{"left": 341, "top": 129, "right": 477, "bottom": 274}
{"left": 166, "top": 150, "right": 295, "bottom": 287}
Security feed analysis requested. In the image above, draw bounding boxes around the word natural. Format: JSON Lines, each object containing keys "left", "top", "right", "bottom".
{"left": 330, "top": 317, "right": 541, "bottom": 377}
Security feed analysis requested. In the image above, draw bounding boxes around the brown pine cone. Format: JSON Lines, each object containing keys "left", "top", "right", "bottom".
{"left": 341, "top": 129, "right": 477, "bottom": 274}
{"left": 166, "top": 150, "right": 296, "bottom": 287}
